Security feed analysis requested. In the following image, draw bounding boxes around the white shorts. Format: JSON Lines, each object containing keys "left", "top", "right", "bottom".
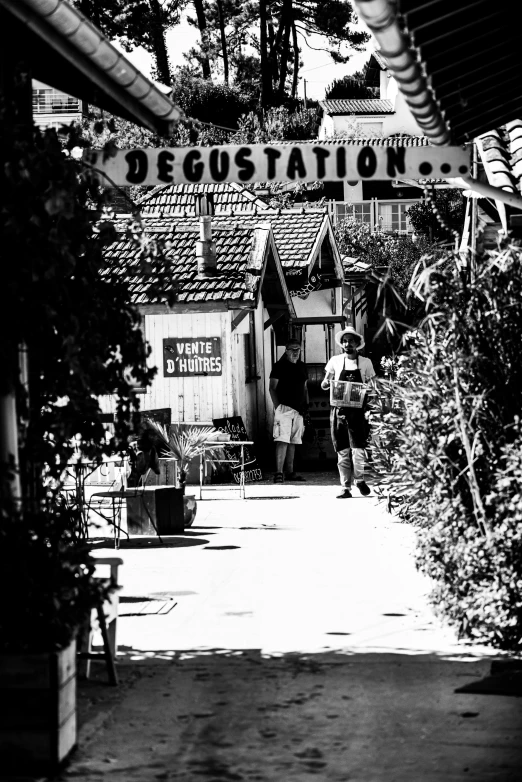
{"left": 273, "top": 405, "right": 304, "bottom": 444}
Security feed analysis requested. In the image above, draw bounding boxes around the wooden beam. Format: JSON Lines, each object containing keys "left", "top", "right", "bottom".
{"left": 231, "top": 310, "right": 250, "bottom": 331}
{"left": 264, "top": 311, "right": 286, "bottom": 330}
{"left": 137, "top": 301, "right": 252, "bottom": 315}
{"left": 291, "top": 316, "right": 345, "bottom": 325}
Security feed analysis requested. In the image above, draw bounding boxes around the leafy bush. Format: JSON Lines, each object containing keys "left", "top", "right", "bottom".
{"left": 3, "top": 124, "right": 155, "bottom": 482}
{"left": 232, "top": 106, "right": 321, "bottom": 143}
{"left": 406, "top": 190, "right": 465, "bottom": 241}
{"left": 325, "top": 74, "right": 378, "bottom": 100}
{"left": 171, "top": 71, "right": 254, "bottom": 130}
{"left": 335, "top": 218, "right": 447, "bottom": 302}
{"left": 0, "top": 503, "right": 109, "bottom": 653}
{"left": 369, "top": 244, "right": 522, "bottom": 649}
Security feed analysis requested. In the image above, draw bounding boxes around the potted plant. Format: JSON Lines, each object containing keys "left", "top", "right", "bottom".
{"left": 0, "top": 501, "right": 111, "bottom": 773}
{"left": 143, "top": 420, "right": 221, "bottom": 526}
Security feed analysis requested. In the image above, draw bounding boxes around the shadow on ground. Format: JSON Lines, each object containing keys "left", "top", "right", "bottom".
{"left": 56, "top": 646, "right": 522, "bottom": 782}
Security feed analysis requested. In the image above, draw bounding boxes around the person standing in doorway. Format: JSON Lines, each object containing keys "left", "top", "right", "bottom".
{"left": 321, "top": 327, "right": 375, "bottom": 498}
{"left": 269, "top": 338, "right": 309, "bottom": 484}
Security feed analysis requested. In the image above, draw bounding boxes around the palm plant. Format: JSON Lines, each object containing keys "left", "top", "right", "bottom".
{"left": 142, "top": 419, "right": 221, "bottom": 492}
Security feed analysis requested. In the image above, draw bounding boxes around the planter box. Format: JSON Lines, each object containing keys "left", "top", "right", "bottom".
{"left": 126, "top": 485, "right": 185, "bottom": 535}
{"left": 0, "top": 640, "right": 77, "bottom": 773}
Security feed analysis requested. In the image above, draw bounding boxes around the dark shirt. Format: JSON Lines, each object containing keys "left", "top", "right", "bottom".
{"left": 270, "top": 357, "right": 308, "bottom": 411}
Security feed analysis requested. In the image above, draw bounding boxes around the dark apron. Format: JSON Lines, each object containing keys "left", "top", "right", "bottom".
{"left": 330, "top": 356, "right": 370, "bottom": 452}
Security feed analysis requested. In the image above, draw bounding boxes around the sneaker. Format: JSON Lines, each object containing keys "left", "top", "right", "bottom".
{"left": 356, "top": 481, "right": 371, "bottom": 496}
{"left": 285, "top": 472, "right": 306, "bottom": 482}
{"left": 273, "top": 472, "right": 284, "bottom": 484}
{"left": 336, "top": 489, "right": 352, "bottom": 499}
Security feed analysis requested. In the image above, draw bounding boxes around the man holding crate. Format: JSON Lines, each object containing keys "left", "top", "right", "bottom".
{"left": 321, "top": 327, "right": 376, "bottom": 499}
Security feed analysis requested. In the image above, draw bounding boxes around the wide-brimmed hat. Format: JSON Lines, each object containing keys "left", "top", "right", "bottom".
{"left": 335, "top": 326, "right": 365, "bottom": 351}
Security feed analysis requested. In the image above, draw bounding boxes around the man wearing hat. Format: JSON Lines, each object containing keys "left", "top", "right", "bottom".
{"left": 269, "top": 338, "right": 309, "bottom": 483}
{"left": 321, "top": 326, "right": 375, "bottom": 498}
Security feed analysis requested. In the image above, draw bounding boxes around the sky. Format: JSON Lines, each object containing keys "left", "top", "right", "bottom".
{"left": 114, "top": 12, "right": 374, "bottom": 103}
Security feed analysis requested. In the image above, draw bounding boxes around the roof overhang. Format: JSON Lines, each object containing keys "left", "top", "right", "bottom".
{"left": 0, "top": 0, "right": 182, "bottom": 135}
{"left": 353, "top": 0, "right": 522, "bottom": 146}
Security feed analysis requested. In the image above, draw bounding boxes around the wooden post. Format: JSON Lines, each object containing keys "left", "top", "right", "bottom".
{"left": 0, "top": 24, "right": 33, "bottom": 502}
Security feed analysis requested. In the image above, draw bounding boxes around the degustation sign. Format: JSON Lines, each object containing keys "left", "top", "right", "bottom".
{"left": 86, "top": 143, "right": 470, "bottom": 187}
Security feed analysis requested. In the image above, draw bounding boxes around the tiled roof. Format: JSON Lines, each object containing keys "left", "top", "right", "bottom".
{"left": 318, "top": 135, "right": 431, "bottom": 146}
{"left": 479, "top": 121, "right": 522, "bottom": 194}
{"left": 138, "top": 182, "right": 270, "bottom": 214}
{"left": 133, "top": 184, "right": 329, "bottom": 270}
{"left": 319, "top": 99, "right": 394, "bottom": 115}
{"left": 103, "top": 223, "right": 262, "bottom": 305}
{"left": 211, "top": 211, "right": 327, "bottom": 270}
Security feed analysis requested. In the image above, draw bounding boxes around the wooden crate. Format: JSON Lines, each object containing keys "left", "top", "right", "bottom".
{"left": 0, "top": 640, "right": 77, "bottom": 772}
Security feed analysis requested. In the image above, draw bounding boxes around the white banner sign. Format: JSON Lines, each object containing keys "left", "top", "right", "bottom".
{"left": 85, "top": 144, "right": 470, "bottom": 186}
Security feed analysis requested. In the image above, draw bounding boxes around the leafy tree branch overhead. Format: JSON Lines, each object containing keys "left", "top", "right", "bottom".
{"left": 75, "top": 0, "right": 184, "bottom": 85}
{"left": 73, "top": 2, "right": 370, "bottom": 107}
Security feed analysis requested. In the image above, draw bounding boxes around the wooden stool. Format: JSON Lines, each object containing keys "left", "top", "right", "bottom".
{"left": 78, "top": 556, "right": 123, "bottom": 686}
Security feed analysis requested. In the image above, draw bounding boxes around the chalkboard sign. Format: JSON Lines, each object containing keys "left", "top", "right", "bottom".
{"left": 212, "top": 416, "right": 262, "bottom": 483}
{"left": 140, "top": 408, "right": 171, "bottom": 427}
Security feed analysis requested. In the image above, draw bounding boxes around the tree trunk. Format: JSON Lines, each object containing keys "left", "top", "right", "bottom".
{"left": 216, "top": 0, "right": 229, "bottom": 85}
{"left": 267, "top": 8, "right": 279, "bottom": 105}
{"left": 193, "top": 0, "right": 212, "bottom": 80}
{"left": 148, "top": 0, "right": 171, "bottom": 86}
{"left": 277, "top": 6, "right": 292, "bottom": 102}
{"left": 291, "top": 21, "right": 299, "bottom": 99}
{"left": 259, "top": 0, "right": 272, "bottom": 108}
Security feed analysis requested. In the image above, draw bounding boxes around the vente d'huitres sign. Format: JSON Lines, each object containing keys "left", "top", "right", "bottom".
{"left": 164, "top": 338, "right": 222, "bottom": 377}
{"left": 85, "top": 143, "right": 470, "bottom": 187}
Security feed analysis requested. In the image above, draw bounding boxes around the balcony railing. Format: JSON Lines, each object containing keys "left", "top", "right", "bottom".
{"left": 330, "top": 198, "right": 420, "bottom": 234}
{"left": 32, "top": 89, "right": 81, "bottom": 115}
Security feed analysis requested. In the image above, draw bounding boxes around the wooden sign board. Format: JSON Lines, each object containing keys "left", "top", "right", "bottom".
{"left": 212, "top": 416, "right": 262, "bottom": 483}
{"left": 85, "top": 144, "right": 470, "bottom": 187}
{"left": 163, "top": 337, "right": 222, "bottom": 377}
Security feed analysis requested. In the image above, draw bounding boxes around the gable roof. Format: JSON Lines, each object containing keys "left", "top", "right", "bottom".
{"left": 371, "top": 51, "right": 388, "bottom": 71}
{"left": 319, "top": 99, "right": 394, "bottom": 116}
{"left": 1, "top": 0, "right": 182, "bottom": 135}
{"left": 104, "top": 220, "right": 293, "bottom": 314}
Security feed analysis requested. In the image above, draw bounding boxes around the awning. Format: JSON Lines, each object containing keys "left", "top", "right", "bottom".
{"left": 0, "top": 0, "right": 183, "bottom": 136}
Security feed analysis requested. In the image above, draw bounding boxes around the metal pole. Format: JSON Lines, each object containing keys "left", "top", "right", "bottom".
{"left": 240, "top": 445, "right": 245, "bottom": 499}
{"left": 470, "top": 143, "right": 478, "bottom": 281}
{"left": 303, "top": 79, "right": 307, "bottom": 109}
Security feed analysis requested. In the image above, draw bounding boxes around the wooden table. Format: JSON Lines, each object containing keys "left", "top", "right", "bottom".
{"left": 199, "top": 441, "right": 254, "bottom": 500}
